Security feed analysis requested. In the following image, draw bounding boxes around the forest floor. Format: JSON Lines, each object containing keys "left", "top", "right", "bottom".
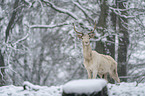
{"left": 0, "top": 81, "right": 145, "bottom": 96}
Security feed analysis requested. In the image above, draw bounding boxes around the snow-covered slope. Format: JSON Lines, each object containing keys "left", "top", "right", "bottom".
{"left": 0, "top": 82, "right": 145, "bottom": 96}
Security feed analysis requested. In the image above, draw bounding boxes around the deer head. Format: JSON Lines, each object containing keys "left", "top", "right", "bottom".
{"left": 73, "top": 21, "right": 96, "bottom": 46}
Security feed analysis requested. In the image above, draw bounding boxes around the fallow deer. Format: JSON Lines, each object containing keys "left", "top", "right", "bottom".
{"left": 73, "top": 22, "right": 120, "bottom": 83}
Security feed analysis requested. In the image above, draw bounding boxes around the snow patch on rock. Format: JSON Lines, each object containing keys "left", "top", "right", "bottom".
{"left": 63, "top": 79, "right": 107, "bottom": 94}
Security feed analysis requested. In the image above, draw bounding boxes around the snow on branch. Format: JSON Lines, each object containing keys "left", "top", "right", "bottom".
{"left": 13, "top": 33, "right": 29, "bottom": 45}
{"left": 72, "top": 0, "right": 93, "bottom": 23}
{"left": 0, "top": 70, "right": 4, "bottom": 81}
{"left": 30, "top": 22, "right": 72, "bottom": 29}
{"left": 109, "top": 7, "right": 145, "bottom": 19}
{"left": 110, "top": 7, "right": 145, "bottom": 12}
{"left": 0, "top": 66, "right": 8, "bottom": 81}
{"left": 41, "top": 0, "right": 79, "bottom": 20}
{"left": 90, "top": 33, "right": 116, "bottom": 42}
{"left": 0, "top": 66, "right": 8, "bottom": 69}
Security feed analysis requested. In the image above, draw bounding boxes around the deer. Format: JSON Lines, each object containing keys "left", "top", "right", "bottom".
{"left": 73, "top": 22, "right": 120, "bottom": 83}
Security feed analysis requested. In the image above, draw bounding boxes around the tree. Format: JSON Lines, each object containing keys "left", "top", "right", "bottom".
{"left": 0, "top": 0, "right": 145, "bottom": 86}
{"left": 110, "top": 0, "right": 129, "bottom": 81}
{"left": 0, "top": 50, "right": 5, "bottom": 86}
{"left": 117, "top": 0, "right": 129, "bottom": 81}
{"left": 94, "top": 0, "right": 129, "bottom": 82}
{"left": 95, "top": 0, "right": 110, "bottom": 55}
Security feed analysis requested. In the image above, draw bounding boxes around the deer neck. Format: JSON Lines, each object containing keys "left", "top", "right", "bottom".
{"left": 83, "top": 44, "right": 92, "bottom": 60}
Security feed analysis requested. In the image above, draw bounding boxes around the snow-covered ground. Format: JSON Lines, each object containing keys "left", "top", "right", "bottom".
{"left": 108, "top": 82, "right": 145, "bottom": 96}
{"left": 0, "top": 82, "right": 145, "bottom": 96}
{"left": 0, "top": 84, "right": 62, "bottom": 96}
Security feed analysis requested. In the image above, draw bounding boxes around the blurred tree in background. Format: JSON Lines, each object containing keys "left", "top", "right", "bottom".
{"left": 0, "top": 0, "right": 145, "bottom": 86}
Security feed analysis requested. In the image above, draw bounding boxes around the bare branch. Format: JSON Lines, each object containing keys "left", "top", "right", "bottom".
{"left": 109, "top": 7, "right": 145, "bottom": 19}
{"left": 5, "top": 0, "right": 20, "bottom": 42}
{"left": 41, "top": 0, "right": 78, "bottom": 20}
{"left": 13, "top": 33, "right": 29, "bottom": 45}
{"left": 72, "top": 0, "right": 94, "bottom": 23}
{"left": 110, "top": 7, "right": 145, "bottom": 12}
{"left": 30, "top": 22, "right": 72, "bottom": 29}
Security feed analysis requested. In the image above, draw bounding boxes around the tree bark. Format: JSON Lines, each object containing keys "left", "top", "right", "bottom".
{"left": 96, "top": 0, "right": 129, "bottom": 82}
{"left": 118, "top": 0, "right": 129, "bottom": 81}
{"left": 0, "top": 50, "right": 5, "bottom": 86}
{"left": 95, "top": 0, "right": 115, "bottom": 58}
{"left": 95, "top": 0, "right": 109, "bottom": 55}
{"left": 111, "top": 0, "right": 129, "bottom": 81}
{"left": 5, "top": 0, "right": 20, "bottom": 42}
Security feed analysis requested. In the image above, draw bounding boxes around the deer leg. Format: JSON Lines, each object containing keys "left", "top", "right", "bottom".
{"left": 87, "top": 70, "right": 92, "bottom": 79}
{"left": 109, "top": 70, "right": 120, "bottom": 83}
{"left": 113, "top": 73, "right": 120, "bottom": 83}
{"left": 99, "top": 74, "right": 102, "bottom": 78}
{"left": 104, "top": 73, "right": 108, "bottom": 81}
{"left": 113, "top": 69, "right": 120, "bottom": 83}
{"left": 111, "top": 74, "right": 120, "bottom": 83}
{"left": 92, "top": 71, "right": 97, "bottom": 79}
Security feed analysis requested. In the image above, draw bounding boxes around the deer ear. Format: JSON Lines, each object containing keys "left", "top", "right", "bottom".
{"left": 89, "top": 34, "right": 95, "bottom": 38}
{"left": 77, "top": 34, "right": 83, "bottom": 39}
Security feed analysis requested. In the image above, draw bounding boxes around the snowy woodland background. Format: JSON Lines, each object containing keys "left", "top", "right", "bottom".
{"left": 0, "top": 0, "right": 145, "bottom": 87}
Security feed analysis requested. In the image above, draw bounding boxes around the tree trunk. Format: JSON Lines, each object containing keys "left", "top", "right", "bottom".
{"left": 5, "top": 0, "right": 20, "bottom": 42}
{"left": 95, "top": 0, "right": 115, "bottom": 58}
{"left": 95, "top": 0, "right": 109, "bottom": 55}
{"left": 111, "top": 0, "right": 129, "bottom": 81}
{"left": 95, "top": 0, "right": 117, "bottom": 83}
{"left": 96, "top": 0, "right": 129, "bottom": 82}
{"left": 0, "top": 50, "right": 5, "bottom": 86}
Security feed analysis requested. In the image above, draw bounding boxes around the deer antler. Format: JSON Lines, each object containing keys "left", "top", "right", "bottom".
{"left": 73, "top": 23, "right": 83, "bottom": 35}
{"left": 88, "top": 21, "right": 96, "bottom": 34}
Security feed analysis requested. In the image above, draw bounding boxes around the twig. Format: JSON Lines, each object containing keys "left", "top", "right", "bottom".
{"left": 136, "top": 77, "right": 145, "bottom": 86}
{"left": 41, "top": 0, "right": 78, "bottom": 20}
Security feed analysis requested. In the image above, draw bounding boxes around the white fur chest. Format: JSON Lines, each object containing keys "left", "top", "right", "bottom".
{"left": 84, "top": 59, "right": 97, "bottom": 71}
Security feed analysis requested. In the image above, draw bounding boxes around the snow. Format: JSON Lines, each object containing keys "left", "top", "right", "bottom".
{"left": 0, "top": 84, "right": 62, "bottom": 96}
{"left": 108, "top": 82, "right": 145, "bottom": 96}
{"left": 0, "top": 81, "right": 145, "bottom": 96}
{"left": 23, "top": 81, "right": 42, "bottom": 91}
{"left": 43, "top": 0, "right": 79, "bottom": 20}
{"left": 63, "top": 79, "right": 107, "bottom": 94}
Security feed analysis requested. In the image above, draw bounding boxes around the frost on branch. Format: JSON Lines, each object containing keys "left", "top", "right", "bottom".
{"left": 42, "top": 0, "right": 78, "bottom": 20}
